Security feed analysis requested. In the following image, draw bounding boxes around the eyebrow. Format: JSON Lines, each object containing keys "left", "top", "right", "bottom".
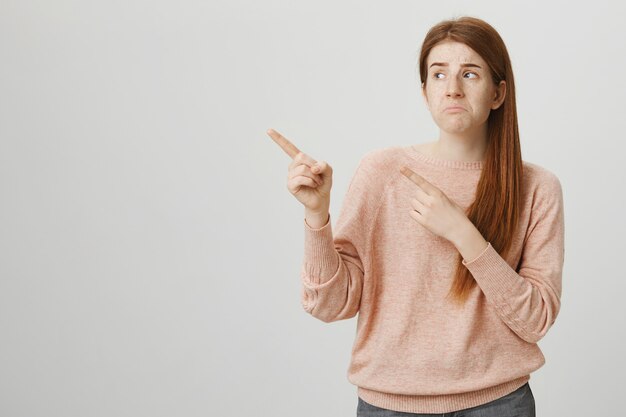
{"left": 429, "top": 62, "right": 482, "bottom": 69}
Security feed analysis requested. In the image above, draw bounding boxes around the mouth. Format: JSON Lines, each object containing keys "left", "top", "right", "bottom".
{"left": 445, "top": 106, "right": 465, "bottom": 112}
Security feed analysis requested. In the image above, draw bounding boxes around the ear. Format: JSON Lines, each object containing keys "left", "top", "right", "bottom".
{"left": 491, "top": 80, "right": 506, "bottom": 110}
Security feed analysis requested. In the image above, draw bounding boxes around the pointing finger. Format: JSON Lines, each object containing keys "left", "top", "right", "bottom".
{"left": 267, "top": 128, "right": 301, "bottom": 159}
{"left": 400, "top": 166, "right": 437, "bottom": 195}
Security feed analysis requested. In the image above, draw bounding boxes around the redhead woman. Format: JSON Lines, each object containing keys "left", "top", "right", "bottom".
{"left": 268, "top": 15, "right": 563, "bottom": 417}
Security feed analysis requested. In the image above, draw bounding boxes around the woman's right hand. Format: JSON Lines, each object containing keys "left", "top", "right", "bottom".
{"left": 267, "top": 128, "right": 333, "bottom": 215}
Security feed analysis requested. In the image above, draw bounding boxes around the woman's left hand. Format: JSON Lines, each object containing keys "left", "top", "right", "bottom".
{"left": 400, "top": 166, "right": 470, "bottom": 243}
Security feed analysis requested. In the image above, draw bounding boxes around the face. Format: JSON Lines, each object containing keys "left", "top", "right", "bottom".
{"left": 422, "top": 41, "right": 506, "bottom": 135}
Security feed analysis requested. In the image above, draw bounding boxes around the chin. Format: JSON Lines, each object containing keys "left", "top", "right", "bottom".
{"left": 436, "top": 120, "right": 473, "bottom": 134}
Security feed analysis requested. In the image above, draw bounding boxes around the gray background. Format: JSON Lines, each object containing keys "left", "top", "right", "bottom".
{"left": 1, "top": 0, "right": 624, "bottom": 416}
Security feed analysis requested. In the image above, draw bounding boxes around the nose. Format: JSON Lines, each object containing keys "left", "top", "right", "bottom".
{"left": 446, "top": 76, "right": 463, "bottom": 98}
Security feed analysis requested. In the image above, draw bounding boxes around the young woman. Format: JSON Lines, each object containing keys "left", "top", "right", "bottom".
{"left": 267, "top": 16, "right": 563, "bottom": 417}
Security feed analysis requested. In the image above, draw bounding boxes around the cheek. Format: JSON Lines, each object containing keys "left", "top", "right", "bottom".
{"left": 477, "top": 85, "right": 497, "bottom": 104}
{"left": 465, "top": 88, "right": 493, "bottom": 110}
{"left": 478, "top": 94, "right": 496, "bottom": 112}
{"left": 426, "top": 84, "right": 444, "bottom": 95}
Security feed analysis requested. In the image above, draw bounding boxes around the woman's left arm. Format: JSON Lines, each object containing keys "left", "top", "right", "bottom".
{"left": 454, "top": 174, "right": 565, "bottom": 344}
{"left": 400, "top": 166, "right": 565, "bottom": 344}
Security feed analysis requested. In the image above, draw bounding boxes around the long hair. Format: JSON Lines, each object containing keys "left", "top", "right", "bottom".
{"left": 417, "top": 16, "right": 523, "bottom": 307}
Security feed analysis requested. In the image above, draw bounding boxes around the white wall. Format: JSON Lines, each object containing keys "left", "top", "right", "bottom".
{"left": 1, "top": 0, "right": 623, "bottom": 415}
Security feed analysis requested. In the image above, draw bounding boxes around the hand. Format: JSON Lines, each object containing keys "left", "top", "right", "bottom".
{"left": 267, "top": 128, "right": 333, "bottom": 214}
{"left": 400, "top": 166, "right": 469, "bottom": 242}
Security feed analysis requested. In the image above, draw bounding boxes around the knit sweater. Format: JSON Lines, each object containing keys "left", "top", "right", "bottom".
{"left": 300, "top": 145, "right": 565, "bottom": 414}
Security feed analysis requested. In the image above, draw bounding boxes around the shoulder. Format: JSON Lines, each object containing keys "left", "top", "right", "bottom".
{"left": 522, "top": 160, "right": 563, "bottom": 195}
{"left": 521, "top": 161, "right": 564, "bottom": 214}
{"left": 357, "top": 146, "right": 407, "bottom": 172}
{"left": 344, "top": 146, "right": 406, "bottom": 197}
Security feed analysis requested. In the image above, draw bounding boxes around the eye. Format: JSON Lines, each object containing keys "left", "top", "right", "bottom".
{"left": 432, "top": 72, "right": 478, "bottom": 79}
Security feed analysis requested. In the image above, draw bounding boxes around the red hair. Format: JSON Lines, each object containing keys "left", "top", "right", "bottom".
{"left": 417, "top": 16, "right": 523, "bottom": 306}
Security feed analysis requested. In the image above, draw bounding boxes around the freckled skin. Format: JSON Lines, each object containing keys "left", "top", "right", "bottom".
{"left": 421, "top": 41, "right": 507, "bottom": 161}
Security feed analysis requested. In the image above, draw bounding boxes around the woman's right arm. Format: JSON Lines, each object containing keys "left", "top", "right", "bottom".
{"left": 267, "top": 128, "right": 374, "bottom": 323}
{"left": 298, "top": 152, "right": 382, "bottom": 323}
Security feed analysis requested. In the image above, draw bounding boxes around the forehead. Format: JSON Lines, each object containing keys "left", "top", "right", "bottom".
{"left": 427, "top": 41, "right": 486, "bottom": 67}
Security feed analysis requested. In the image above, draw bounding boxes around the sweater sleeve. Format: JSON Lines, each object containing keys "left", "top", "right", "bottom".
{"left": 461, "top": 172, "right": 565, "bottom": 343}
{"left": 300, "top": 153, "right": 382, "bottom": 323}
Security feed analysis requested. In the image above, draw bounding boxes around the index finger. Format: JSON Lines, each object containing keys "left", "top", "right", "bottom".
{"left": 400, "top": 166, "right": 436, "bottom": 195}
{"left": 266, "top": 128, "right": 301, "bottom": 159}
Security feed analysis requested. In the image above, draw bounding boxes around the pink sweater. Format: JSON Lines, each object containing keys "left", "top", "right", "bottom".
{"left": 300, "top": 145, "right": 565, "bottom": 414}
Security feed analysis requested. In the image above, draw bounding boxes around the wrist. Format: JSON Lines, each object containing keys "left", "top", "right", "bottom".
{"left": 305, "top": 209, "right": 330, "bottom": 229}
{"left": 450, "top": 219, "right": 477, "bottom": 248}
{"left": 305, "top": 206, "right": 329, "bottom": 217}
{"left": 452, "top": 220, "right": 489, "bottom": 262}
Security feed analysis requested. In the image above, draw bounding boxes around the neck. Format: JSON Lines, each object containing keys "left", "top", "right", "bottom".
{"left": 433, "top": 125, "right": 488, "bottom": 162}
